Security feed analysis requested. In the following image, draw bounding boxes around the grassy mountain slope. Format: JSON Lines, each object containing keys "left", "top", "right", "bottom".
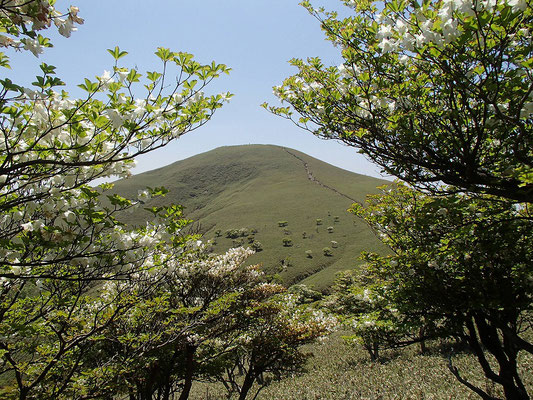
{"left": 111, "top": 144, "right": 389, "bottom": 290}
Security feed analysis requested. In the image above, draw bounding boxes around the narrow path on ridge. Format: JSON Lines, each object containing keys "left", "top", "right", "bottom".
{"left": 283, "top": 148, "right": 361, "bottom": 205}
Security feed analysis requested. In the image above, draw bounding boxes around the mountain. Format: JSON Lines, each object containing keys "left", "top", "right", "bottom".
{"left": 111, "top": 144, "right": 389, "bottom": 290}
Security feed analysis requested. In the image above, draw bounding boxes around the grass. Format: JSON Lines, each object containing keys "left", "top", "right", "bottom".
{"left": 112, "top": 144, "right": 389, "bottom": 290}
{"left": 189, "top": 331, "right": 533, "bottom": 399}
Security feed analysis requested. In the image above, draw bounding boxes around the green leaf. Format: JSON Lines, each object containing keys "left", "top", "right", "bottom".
{"left": 107, "top": 46, "right": 128, "bottom": 61}
{"left": 146, "top": 71, "right": 162, "bottom": 82}
{"left": 155, "top": 47, "right": 174, "bottom": 62}
{"left": 78, "top": 78, "right": 99, "bottom": 93}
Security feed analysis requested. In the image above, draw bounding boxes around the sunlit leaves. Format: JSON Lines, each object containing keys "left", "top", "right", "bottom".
{"left": 107, "top": 46, "right": 128, "bottom": 61}
{"left": 0, "top": 2, "right": 233, "bottom": 398}
{"left": 271, "top": 0, "right": 533, "bottom": 202}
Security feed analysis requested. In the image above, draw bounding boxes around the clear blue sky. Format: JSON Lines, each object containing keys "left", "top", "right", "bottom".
{"left": 7, "top": 0, "right": 385, "bottom": 179}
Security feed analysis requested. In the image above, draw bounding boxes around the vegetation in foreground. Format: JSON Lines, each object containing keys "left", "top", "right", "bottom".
{"left": 189, "top": 332, "right": 533, "bottom": 400}
{"left": 1, "top": 0, "right": 532, "bottom": 399}
{"left": 267, "top": 0, "right": 533, "bottom": 398}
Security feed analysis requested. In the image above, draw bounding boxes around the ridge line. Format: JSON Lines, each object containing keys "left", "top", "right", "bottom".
{"left": 283, "top": 148, "right": 361, "bottom": 205}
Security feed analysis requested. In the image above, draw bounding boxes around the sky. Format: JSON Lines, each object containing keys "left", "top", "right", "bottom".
{"left": 7, "top": 0, "right": 386, "bottom": 179}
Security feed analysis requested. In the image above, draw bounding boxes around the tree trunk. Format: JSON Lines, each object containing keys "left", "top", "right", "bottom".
{"left": 366, "top": 340, "right": 379, "bottom": 361}
{"left": 466, "top": 316, "right": 530, "bottom": 400}
{"left": 419, "top": 326, "right": 427, "bottom": 354}
{"left": 161, "top": 347, "right": 181, "bottom": 400}
{"left": 238, "top": 368, "right": 256, "bottom": 400}
{"left": 178, "top": 344, "right": 196, "bottom": 400}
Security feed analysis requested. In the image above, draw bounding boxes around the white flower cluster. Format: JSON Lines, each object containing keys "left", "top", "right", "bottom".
{"left": 274, "top": 0, "right": 533, "bottom": 124}
{"left": 0, "top": 2, "right": 84, "bottom": 56}
{"left": 373, "top": 0, "right": 528, "bottom": 52}
{"left": 172, "top": 246, "right": 256, "bottom": 280}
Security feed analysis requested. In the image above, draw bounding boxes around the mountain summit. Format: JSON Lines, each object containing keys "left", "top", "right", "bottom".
{"left": 112, "top": 144, "right": 389, "bottom": 289}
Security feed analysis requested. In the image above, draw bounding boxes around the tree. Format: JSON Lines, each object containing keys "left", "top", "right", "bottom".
{"left": 269, "top": 1, "right": 533, "bottom": 398}
{"left": 352, "top": 184, "right": 533, "bottom": 399}
{"left": 81, "top": 247, "right": 270, "bottom": 400}
{"left": 267, "top": 0, "right": 533, "bottom": 202}
{"left": 323, "top": 269, "right": 405, "bottom": 361}
{"left": 282, "top": 237, "right": 293, "bottom": 247}
{"left": 213, "top": 289, "right": 336, "bottom": 400}
{"left": 0, "top": 2, "right": 231, "bottom": 398}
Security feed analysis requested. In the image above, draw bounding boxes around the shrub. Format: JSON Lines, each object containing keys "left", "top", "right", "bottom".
{"left": 251, "top": 241, "right": 263, "bottom": 252}
{"left": 331, "top": 241, "right": 338, "bottom": 248}
{"left": 225, "top": 228, "right": 249, "bottom": 239}
{"left": 316, "top": 219, "right": 322, "bottom": 225}
{"left": 225, "top": 229, "right": 240, "bottom": 239}
{"left": 232, "top": 239, "right": 244, "bottom": 247}
{"left": 305, "top": 250, "right": 313, "bottom": 258}
{"left": 327, "top": 226, "right": 334, "bottom": 233}
{"left": 278, "top": 221, "right": 288, "bottom": 227}
{"left": 323, "top": 247, "right": 333, "bottom": 257}
{"left": 282, "top": 238, "right": 293, "bottom": 247}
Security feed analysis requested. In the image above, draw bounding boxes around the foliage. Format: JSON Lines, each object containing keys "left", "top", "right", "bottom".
{"left": 322, "top": 270, "right": 404, "bottom": 361}
{"left": 251, "top": 241, "right": 263, "bottom": 252}
{"left": 82, "top": 246, "right": 271, "bottom": 400}
{"left": 322, "top": 247, "right": 333, "bottom": 257}
{"left": 351, "top": 184, "right": 533, "bottom": 399}
{"left": 213, "top": 290, "right": 336, "bottom": 400}
{"left": 287, "top": 284, "right": 323, "bottom": 304}
{"left": 267, "top": 0, "right": 533, "bottom": 202}
{"left": 269, "top": 0, "right": 533, "bottom": 398}
{"left": 282, "top": 237, "right": 293, "bottom": 247}
{"left": 0, "top": 1, "right": 231, "bottom": 399}
{"left": 225, "top": 228, "right": 250, "bottom": 239}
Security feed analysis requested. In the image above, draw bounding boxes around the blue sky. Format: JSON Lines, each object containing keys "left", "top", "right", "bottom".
{"left": 7, "top": 0, "right": 385, "bottom": 179}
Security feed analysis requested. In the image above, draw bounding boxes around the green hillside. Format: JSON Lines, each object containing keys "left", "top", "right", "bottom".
{"left": 111, "top": 144, "right": 389, "bottom": 290}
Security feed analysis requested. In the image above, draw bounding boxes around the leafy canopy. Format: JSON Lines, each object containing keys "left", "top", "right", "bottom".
{"left": 267, "top": 0, "right": 533, "bottom": 202}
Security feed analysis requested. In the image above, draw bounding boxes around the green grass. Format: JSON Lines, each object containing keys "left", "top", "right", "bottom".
{"left": 111, "top": 144, "right": 389, "bottom": 290}
{"left": 189, "top": 331, "right": 533, "bottom": 399}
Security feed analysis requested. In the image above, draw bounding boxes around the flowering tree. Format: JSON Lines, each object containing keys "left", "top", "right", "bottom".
{"left": 266, "top": 0, "right": 533, "bottom": 202}
{"left": 323, "top": 269, "right": 407, "bottom": 361}
{"left": 73, "top": 247, "right": 335, "bottom": 400}
{"left": 352, "top": 184, "right": 533, "bottom": 399}
{"left": 268, "top": 1, "right": 533, "bottom": 398}
{"left": 0, "top": 1, "right": 231, "bottom": 280}
{"left": 77, "top": 247, "right": 267, "bottom": 400}
{"left": 214, "top": 289, "right": 336, "bottom": 400}
{"left": 0, "top": 2, "right": 231, "bottom": 398}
